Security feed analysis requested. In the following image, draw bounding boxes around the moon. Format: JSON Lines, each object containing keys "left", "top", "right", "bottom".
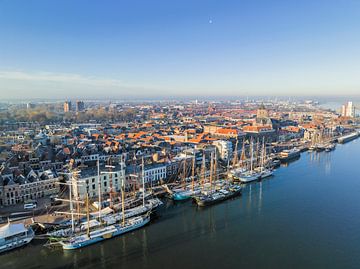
{"left": 209, "top": 19, "right": 213, "bottom": 24}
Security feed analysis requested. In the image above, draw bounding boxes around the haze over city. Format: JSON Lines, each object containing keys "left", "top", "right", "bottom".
{"left": 1, "top": 2, "right": 360, "bottom": 269}
{"left": 1, "top": 0, "right": 360, "bottom": 99}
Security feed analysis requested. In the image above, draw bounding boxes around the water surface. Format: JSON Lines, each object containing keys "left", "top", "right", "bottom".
{"left": 1, "top": 139, "right": 360, "bottom": 269}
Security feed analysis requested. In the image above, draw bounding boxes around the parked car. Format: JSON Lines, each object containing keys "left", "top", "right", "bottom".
{"left": 24, "top": 203, "right": 37, "bottom": 209}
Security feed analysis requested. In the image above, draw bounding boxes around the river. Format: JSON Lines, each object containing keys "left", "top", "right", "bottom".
{"left": 1, "top": 138, "right": 360, "bottom": 269}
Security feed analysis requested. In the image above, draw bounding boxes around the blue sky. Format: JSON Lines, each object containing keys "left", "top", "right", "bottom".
{"left": 0, "top": 0, "right": 360, "bottom": 99}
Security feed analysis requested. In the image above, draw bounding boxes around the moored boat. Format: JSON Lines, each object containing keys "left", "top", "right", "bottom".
{"left": 0, "top": 222, "right": 34, "bottom": 253}
{"left": 194, "top": 185, "right": 242, "bottom": 207}
{"left": 279, "top": 148, "right": 300, "bottom": 162}
{"left": 260, "top": 168, "right": 274, "bottom": 179}
{"left": 237, "top": 171, "right": 261, "bottom": 183}
{"left": 60, "top": 214, "right": 150, "bottom": 250}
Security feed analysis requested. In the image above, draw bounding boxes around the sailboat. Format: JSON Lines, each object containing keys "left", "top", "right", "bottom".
{"left": 48, "top": 158, "right": 157, "bottom": 240}
{"left": 229, "top": 139, "right": 247, "bottom": 179}
{"left": 258, "top": 138, "right": 274, "bottom": 179}
{"left": 193, "top": 151, "right": 242, "bottom": 207}
{"left": 170, "top": 155, "right": 201, "bottom": 201}
{"left": 59, "top": 165, "right": 151, "bottom": 250}
{"left": 238, "top": 138, "right": 261, "bottom": 183}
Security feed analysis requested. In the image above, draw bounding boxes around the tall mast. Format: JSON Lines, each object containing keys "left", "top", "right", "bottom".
{"left": 240, "top": 139, "right": 246, "bottom": 168}
{"left": 250, "top": 138, "right": 254, "bottom": 172}
{"left": 86, "top": 193, "right": 90, "bottom": 238}
{"left": 201, "top": 154, "right": 206, "bottom": 187}
{"left": 121, "top": 169, "right": 125, "bottom": 226}
{"left": 133, "top": 153, "right": 137, "bottom": 196}
{"left": 183, "top": 153, "right": 187, "bottom": 187}
{"left": 191, "top": 155, "right": 195, "bottom": 191}
{"left": 213, "top": 150, "right": 217, "bottom": 182}
{"left": 109, "top": 160, "right": 113, "bottom": 209}
{"left": 232, "top": 139, "right": 238, "bottom": 167}
{"left": 142, "top": 157, "right": 145, "bottom": 207}
{"left": 70, "top": 173, "right": 74, "bottom": 232}
{"left": 261, "top": 137, "right": 265, "bottom": 171}
{"left": 97, "top": 159, "right": 102, "bottom": 220}
{"left": 209, "top": 151, "right": 213, "bottom": 191}
{"left": 227, "top": 157, "right": 230, "bottom": 173}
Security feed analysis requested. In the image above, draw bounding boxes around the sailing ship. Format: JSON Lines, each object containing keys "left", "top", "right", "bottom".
{"left": 60, "top": 214, "right": 150, "bottom": 250}
{"left": 58, "top": 157, "right": 151, "bottom": 250}
{"left": 193, "top": 151, "right": 242, "bottom": 207}
{"left": 48, "top": 157, "right": 156, "bottom": 243}
{"left": 258, "top": 138, "right": 274, "bottom": 179}
{"left": 166, "top": 155, "right": 201, "bottom": 201}
{"left": 237, "top": 138, "right": 262, "bottom": 183}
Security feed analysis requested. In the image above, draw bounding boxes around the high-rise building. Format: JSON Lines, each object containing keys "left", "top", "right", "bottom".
{"left": 64, "top": 101, "right": 72, "bottom": 112}
{"left": 26, "top": 103, "right": 35, "bottom": 109}
{"left": 341, "top": 101, "right": 355, "bottom": 118}
{"left": 76, "top": 100, "right": 85, "bottom": 112}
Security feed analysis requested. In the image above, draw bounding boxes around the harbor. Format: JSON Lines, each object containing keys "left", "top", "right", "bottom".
{"left": 1, "top": 136, "right": 360, "bottom": 268}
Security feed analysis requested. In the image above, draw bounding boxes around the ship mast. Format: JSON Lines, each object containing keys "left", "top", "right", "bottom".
{"left": 209, "top": 151, "right": 214, "bottom": 191}
{"left": 97, "top": 159, "right": 102, "bottom": 220}
{"left": 261, "top": 137, "right": 265, "bottom": 171}
{"left": 55, "top": 170, "right": 86, "bottom": 233}
{"left": 183, "top": 152, "right": 187, "bottom": 187}
{"left": 121, "top": 169, "right": 126, "bottom": 226}
{"left": 86, "top": 193, "right": 90, "bottom": 238}
{"left": 250, "top": 138, "right": 254, "bottom": 172}
{"left": 142, "top": 157, "right": 145, "bottom": 207}
{"left": 191, "top": 155, "right": 195, "bottom": 191}
{"left": 70, "top": 174, "right": 75, "bottom": 232}
{"left": 213, "top": 150, "right": 218, "bottom": 182}
{"left": 232, "top": 139, "right": 238, "bottom": 167}
{"left": 240, "top": 139, "right": 246, "bottom": 168}
{"left": 201, "top": 154, "right": 206, "bottom": 187}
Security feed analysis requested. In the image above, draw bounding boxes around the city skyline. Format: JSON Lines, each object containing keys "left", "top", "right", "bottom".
{"left": 1, "top": 0, "right": 360, "bottom": 99}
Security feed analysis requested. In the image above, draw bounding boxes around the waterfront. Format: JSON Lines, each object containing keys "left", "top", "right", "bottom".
{"left": 2, "top": 139, "right": 360, "bottom": 269}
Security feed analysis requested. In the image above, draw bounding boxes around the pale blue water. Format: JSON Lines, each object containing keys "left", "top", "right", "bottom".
{"left": 1, "top": 139, "right": 360, "bottom": 269}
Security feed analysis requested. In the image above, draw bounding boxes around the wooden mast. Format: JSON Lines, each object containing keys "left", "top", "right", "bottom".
{"left": 201, "top": 154, "right": 206, "bottom": 187}
{"left": 213, "top": 150, "right": 218, "bottom": 182}
{"left": 97, "top": 159, "right": 102, "bottom": 221}
{"left": 191, "top": 155, "right": 195, "bottom": 191}
{"left": 183, "top": 153, "right": 187, "bottom": 188}
{"left": 232, "top": 139, "right": 238, "bottom": 167}
{"left": 209, "top": 151, "right": 213, "bottom": 191}
{"left": 121, "top": 172, "right": 125, "bottom": 226}
{"left": 240, "top": 138, "right": 246, "bottom": 168}
{"left": 86, "top": 193, "right": 90, "bottom": 238}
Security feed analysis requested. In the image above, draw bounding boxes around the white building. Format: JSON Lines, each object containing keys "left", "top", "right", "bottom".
{"left": 72, "top": 162, "right": 126, "bottom": 199}
{"left": 143, "top": 164, "right": 167, "bottom": 184}
{"left": 213, "top": 140, "right": 233, "bottom": 161}
{"left": 341, "top": 101, "right": 355, "bottom": 118}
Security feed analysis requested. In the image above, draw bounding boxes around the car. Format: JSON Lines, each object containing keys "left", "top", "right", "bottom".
{"left": 24, "top": 203, "right": 37, "bottom": 209}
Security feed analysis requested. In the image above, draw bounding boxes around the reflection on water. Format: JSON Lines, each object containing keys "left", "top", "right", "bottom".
{"left": 1, "top": 139, "right": 360, "bottom": 269}
{"left": 308, "top": 151, "right": 332, "bottom": 175}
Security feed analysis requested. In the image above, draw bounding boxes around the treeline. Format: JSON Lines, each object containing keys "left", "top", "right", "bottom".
{"left": 64, "top": 108, "right": 137, "bottom": 122}
{"left": 0, "top": 107, "right": 137, "bottom": 124}
{"left": 0, "top": 108, "right": 61, "bottom": 124}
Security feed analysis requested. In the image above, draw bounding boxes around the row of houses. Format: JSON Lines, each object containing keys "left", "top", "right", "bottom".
{"left": 0, "top": 168, "right": 60, "bottom": 206}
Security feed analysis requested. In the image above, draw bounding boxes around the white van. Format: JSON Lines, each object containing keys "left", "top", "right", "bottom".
{"left": 24, "top": 203, "right": 37, "bottom": 209}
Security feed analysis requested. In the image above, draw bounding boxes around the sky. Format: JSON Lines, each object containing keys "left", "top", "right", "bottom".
{"left": 0, "top": 0, "right": 360, "bottom": 100}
